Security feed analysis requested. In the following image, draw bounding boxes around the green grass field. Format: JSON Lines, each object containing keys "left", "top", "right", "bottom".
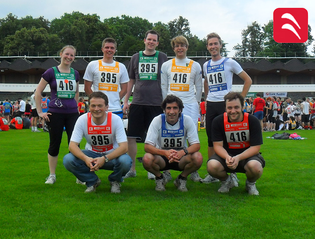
{"left": 0, "top": 128, "right": 314, "bottom": 239}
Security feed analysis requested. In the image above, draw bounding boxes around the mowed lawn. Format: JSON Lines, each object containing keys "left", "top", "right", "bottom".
{"left": 0, "top": 128, "right": 314, "bottom": 239}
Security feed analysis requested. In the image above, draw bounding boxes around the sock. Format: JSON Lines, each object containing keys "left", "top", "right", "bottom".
{"left": 156, "top": 174, "right": 164, "bottom": 180}
{"left": 178, "top": 174, "right": 187, "bottom": 180}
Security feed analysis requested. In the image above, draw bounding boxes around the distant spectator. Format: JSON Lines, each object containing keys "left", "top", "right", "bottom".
{"left": 10, "top": 116, "right": 23, "bottom": 130}
{"left": 0, "top": 113, "right": 9, "bottom": 131}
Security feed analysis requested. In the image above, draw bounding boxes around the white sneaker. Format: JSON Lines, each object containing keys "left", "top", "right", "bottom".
{"left": 155, "top": 177, "right": 166, "bottom": 191}
{"left": 163, "top": 171, "right": 173, "bottom": 183}
{"left": 174, "top": 177, "right": 188, "bottom": 192}
{"left": 110, "top": 181, "right": 121, "bottom": 194}
{"left": 76, "top": 178, "right": 86, "bottom": 185}
{"left": 230, "top": 173, "right": 239, "bottom": 187}
{"left": 218, "top": 175, "right": 235, "bottom": 193}
{"left": 123, "top": 170, "right": 136, "bottom": 179}
{"left": 45, "top": 175, "right": 56, "bottom": 184}
{"left": 84, "top": 178, "right": 101, "bottom": 193}
{"left": 147, "top": 172, "right": 155, "bottom": 180}
{"left": 200, "top": 174, "right": 220, "bottom": 184}
{"left": 190, "top": 171, "right": 202, "bottom": 182}
{"left": 246, "top": 180, "right": 259, "bottom": 195}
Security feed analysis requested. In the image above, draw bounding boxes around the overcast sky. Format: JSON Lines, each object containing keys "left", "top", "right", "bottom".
{"left": 1, "top": 0, "right": 314, "bottom": 56}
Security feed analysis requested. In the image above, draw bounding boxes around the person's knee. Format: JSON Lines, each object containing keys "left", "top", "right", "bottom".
{"left": 142, "top": 153, "right": 154, "bottom": 168}
{"left": 207, "top": 159, "right": 223, "bottom": 174}
{"left": 63, "top": 153, "right": 75, "bottom": 169}
{"left": 246, "top": 160, "right": 263, "bottom": 175}
{"left": 118, "top": 154, "right": 132, "bottom": 168}
{"left": 191, "top": 152, "right": 203, "bottom": 168}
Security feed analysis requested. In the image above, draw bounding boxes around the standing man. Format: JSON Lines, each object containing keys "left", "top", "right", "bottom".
{"left": 161, "top": 35, "right": 203, "bottom": 182}
{"left": 3, "top": 99, "right": 12, "bottom": 122}
{"left": 201, "top": 32, "right": 252, "bottom": 183}
{"left": 252, "top": 93, "right": 265, "bottom": 132}
{"left": 301, "top": 97, "right": 310, "bottom": 130}
{"left": 142, "top": 95, "right": 203, "bottom": 191}
{"left": 84, "top": 38, "right": 129, "bottom": 118}
{"left": 30, "top": 90, "right": 40, "bottom": 132}
{"left": 17, "top": 98, "right": 26, "bottom": 117}
{"left": 123, "top": 30, "right": 168, "bottom": 178}
{"left": 207, "top": 92, "right": 265, "bottom": 195}
{"left": 63, "top": 92, "right": 132, "bottom": 193}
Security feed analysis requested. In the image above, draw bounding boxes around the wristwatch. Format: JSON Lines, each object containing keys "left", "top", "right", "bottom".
{"left": 103, "top": 154, "right": 109, "bottom": 163}
{"left": 183, "top": 148, "right": 188, "bottom": 155}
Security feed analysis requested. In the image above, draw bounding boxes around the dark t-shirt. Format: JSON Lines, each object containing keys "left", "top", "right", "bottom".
{"left": 42, "top": 67, "right": 80, "bottom": 114}
{"left": 211, "top": 113, "right": 263, "bottom": 156}
{"left": 128, "top": 51, "right": 168, "bottom": 106}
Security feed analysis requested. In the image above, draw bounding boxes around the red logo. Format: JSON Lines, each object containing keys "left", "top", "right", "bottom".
{"left": 273, "top": 8, "right": 308, "bottom": 43}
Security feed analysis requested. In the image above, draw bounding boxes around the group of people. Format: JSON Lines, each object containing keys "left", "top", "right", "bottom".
{"left": 0, "top": 92, "right": 52, "bottom": 131}
{"left": 10, "top": 30, "right": 265, "bottom": 196}
{"left": 250, "top": 94, "right": 315, "bottom": 131}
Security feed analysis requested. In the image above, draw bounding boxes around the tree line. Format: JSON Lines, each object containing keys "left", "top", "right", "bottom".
{"left": 0, "top": 12, "right": 313, "bottom": 62}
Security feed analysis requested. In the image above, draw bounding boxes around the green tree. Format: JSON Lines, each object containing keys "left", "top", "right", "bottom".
{"left": 3, "top": 27, "right": 60, "bottom": 56}
{"left": 260, "top": 20, "right": 313, "bottom": 59}
{"left": 104, "top": 15, "right": 153, "bottom": 53}
{"left": 152, "top": 21, "right": 172, "bottom": 54}
{"left": 168, "top": 16, "right": 191, "bottom": 38}
{"left": 233, "top": 21, "right": 265, "bottom": 61}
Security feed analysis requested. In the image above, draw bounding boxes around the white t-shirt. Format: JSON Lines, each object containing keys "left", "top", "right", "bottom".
{"left": 161, "top": 57, "right": 202, "bottom": 104}
{"left": 19, "top": 100, "right": 26, "bottom": 112}
{"left": 203, "top": 57, "right": 243, "bottom": 102}
{"left": 84, "top": 60, "right": 129, "bottom": 112}
{"left": 145, "top": 114, "right": 200, "bottom": 149}
{"left": 70, "top": 113, "right": 127, "bottom": 154}
{"left": 30, "top": 94, "right": 36, "bottom": 110}
{"left": 301, "top": 101, "right": 310, "bottom": 115}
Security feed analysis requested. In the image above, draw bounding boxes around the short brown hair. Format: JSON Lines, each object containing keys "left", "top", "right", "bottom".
{"left": 206, "top": 32, "right": 222, "bottom": 45}
{"left": 224, "top": 92, "right": 244, "bottom": 108}
{"left": 102, "top": 37, "right": 117, "bottom": 48}
{"left": 171, "top": 35, "right": 189, "bottom": 49}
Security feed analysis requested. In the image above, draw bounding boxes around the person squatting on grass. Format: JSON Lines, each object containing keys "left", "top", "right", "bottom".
{"left": 63, "top": 92, "right": 132, "bottom": 193}
{"left": 35, "top": 45, "right": 80, "bottom": 185}
{"left": 142, "top": 95, "right": 203, "bottom": 192}
{"left": 207, "top": 92, "right": 265, "bottom": 195}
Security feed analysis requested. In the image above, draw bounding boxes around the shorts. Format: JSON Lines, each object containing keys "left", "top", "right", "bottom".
{"left": 127, "top": 104, "right": 163, "bottom": 141}
{"left": 206, "top": 101, "right": 225, "bottom": 147}
{"left": 208, "top": 153, "right": 265, "bottom": 173}
{"left": 302, "top": 114, "right": 310, "bottom": 123}
{"left": 112, "top": 110, "right": 123, "bottom": 119}
{"left": 160, "top": 156, "right": 181, "bottom": 171}
{"left": 253, "top": 111, "right": 264, "bottom": 120}
{"left": 183, "top": 102, "right": 199, "bottom": 126}
{"left": 31, "top": 109, "right": 39, "bottom": 118}
{"left": 4, "top": 112, "right": 10, "bottom": 116}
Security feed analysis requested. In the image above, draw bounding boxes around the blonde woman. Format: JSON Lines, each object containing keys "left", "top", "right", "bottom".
{"left": 35, "top": 45, "right": 80, "bottom": 184}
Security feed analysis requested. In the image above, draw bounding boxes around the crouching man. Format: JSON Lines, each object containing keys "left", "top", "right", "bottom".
{"left": 63, "top": 92, "right": 132, "bottom": 193}
{"left": 142, "top": 95, "right": 203, "bottom": 192}
{"left": 207, "top": 92, "right": 265, "bottom": 195}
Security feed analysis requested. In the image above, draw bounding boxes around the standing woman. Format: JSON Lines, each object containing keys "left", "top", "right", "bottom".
{"left": 35, "top": 45, "right": 80, "bottom": 184}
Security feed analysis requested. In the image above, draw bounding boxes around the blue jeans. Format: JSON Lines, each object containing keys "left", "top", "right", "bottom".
{"left": 63, "top": 150, "right": 132, "bottom": 187}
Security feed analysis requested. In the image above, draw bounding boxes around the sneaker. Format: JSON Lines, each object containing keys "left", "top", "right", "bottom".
{"left": 45, "top": 175, "right": 56, "bottom": 184}
{"left": 246, "top": 180, "right": 259, "bottom": 195}
{"left": 148, "top": 172, "right": 155, "bottom": 180}
{"left": 163, "top": 171, "right": 173, "bottom": 183}
{"left": 218, "top": 175, "right": 235, "bottom": 193}
{"left": 34, "top": 129, "right": 41, "bottom": 132}
{"left": 230, "top": 173, "right": 239, "bottom": 187}
{"left": 190, "top": 171, "right": 202, "bottom": 182}
{"left": 200, "top": 174, "right": 220, "bottom": 184}
{"left": 85, "top": 178, "right": 101, "bottom": 193}
{"left": 123, "top": 170, "right": 136, "bottom": 179}
{"left": 155, "top": 177, "right": 166, "bottom": 191}
{"left": 76, "top": 178, "right": 86, "bottom": 185}
{"left": 174, "top": 176, "right": 188, "bottom": 192}
{"left": 110, "top": 181, "right": 121, "bottom": 194}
